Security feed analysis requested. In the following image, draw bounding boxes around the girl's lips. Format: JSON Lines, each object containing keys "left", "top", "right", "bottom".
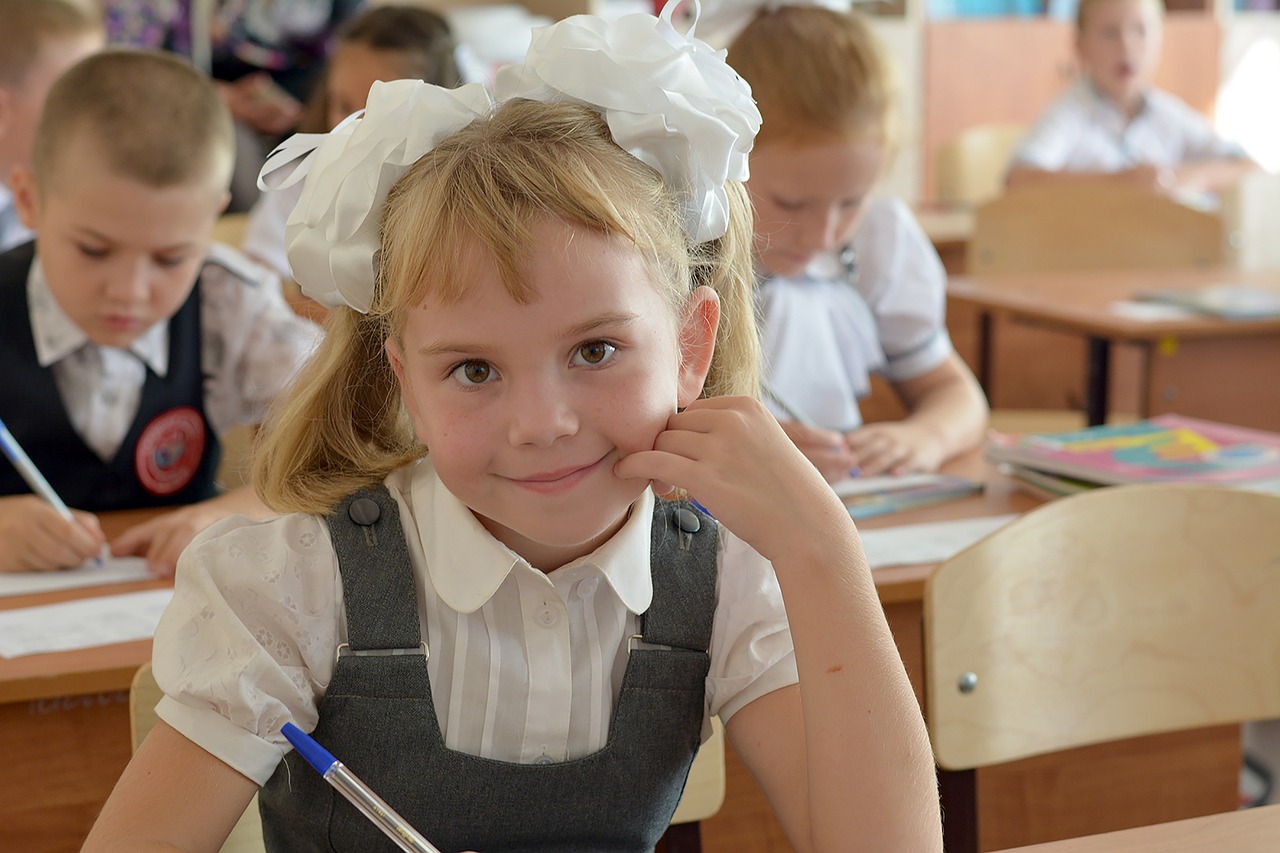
{"left": 509, "top": 455, "right": 608, "bottom": 495}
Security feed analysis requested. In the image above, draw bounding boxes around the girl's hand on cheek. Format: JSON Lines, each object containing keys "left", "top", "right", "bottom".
{"left": 614, "top": 396, "right": 846, "bottom": 562}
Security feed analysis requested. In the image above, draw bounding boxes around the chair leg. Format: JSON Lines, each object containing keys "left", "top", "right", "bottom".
{"left": 939, "top": 768, "right": 979, "bottom": 853}
{"left": 657, "top": 821, "right": 702, "bottom": 853}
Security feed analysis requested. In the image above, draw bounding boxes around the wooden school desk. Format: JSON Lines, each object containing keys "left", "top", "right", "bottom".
{"left": 700, "top": 450, "right": 1241, "bottom": 853}
{"left": 948, "top": 267, "right": 1280, "bottom": 431}
{"left": 991, "top": 803, "right": 1280, "bottom": 853}
{"left": 0, "top": 508, "right": 168, "bottom": 853}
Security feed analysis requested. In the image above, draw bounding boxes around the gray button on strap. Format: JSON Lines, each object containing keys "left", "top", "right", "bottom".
{"left": 673, "top": 507, "right": 701, "bottom": 534}
{"left": 348, "top": 497, "right": 381, "bottom": 526}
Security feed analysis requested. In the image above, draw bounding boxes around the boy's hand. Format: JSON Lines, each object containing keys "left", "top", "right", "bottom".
{"left": 777, "top": 419, "right": 860, "bottom": 484}
{"left": 110, "top": 487, "right": 271, "bottom": 577}
{"left": 844, "top": 421, "right": 944, "bottom": 477}
{"left": 216, "top": 74, "right": 302, "bottom": 136}
{"left": 614, "top": 396, "right": 842, "bottom": 563}
{"left": 0, "top": 495, "right": 105, "bottom": 573}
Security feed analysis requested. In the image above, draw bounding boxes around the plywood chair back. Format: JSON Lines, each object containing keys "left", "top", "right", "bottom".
{"left": 924, "top": 484, "right": 1280, "bottom": 851}
{"left": 936, "top": 123, "right": 1027, "bottom": 208}
{"left": 968, "top": 183, "right": 1224, "bottom": 275}
{"left": 130, "top": 664, "right": 725, "bottom": 851}
{"left": 211, "top": 212, "right": 250, "bottom": 248}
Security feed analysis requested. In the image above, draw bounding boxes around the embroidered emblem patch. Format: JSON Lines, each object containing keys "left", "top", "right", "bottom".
{"left": 135, "top": 406, "right": 205, "bottom": 496}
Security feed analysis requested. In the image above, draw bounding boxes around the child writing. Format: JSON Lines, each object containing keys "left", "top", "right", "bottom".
{"left": 0, "top": 50, "right": 321, "bottom": 575}
{"left": 243, "top": 4, "right": 463, "bottom": 282}
{"left": 0, "top": 0, "right": 104, "bottom": 253}
{"left": 1006, "top": 0, "right": 1255, "bottom": 195}
{"left": 710, "top": 0, "right": 988, "bottom": 482}
{"left": 84, "top": 5, "right": 942, "bottom": 851}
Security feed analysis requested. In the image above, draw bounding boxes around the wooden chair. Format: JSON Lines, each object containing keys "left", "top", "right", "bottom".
{"left": 211, "top": 212, "right": 250, "bottom": 248}
{"left": 924, "top": 484, "right": 1280, "bottom": 851}
{"left": 130, "top": 662, "right": 726, "bottom": 851}
{"left": 936, "top": 123, "right": 1027, "bottom": 208}
{"left": 962, "top": 183, "right": 1225, "bottom": 414}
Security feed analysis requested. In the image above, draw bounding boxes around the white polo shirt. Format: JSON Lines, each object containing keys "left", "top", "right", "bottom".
{"left": 153, "top": 457, "right": 799, "bottom": 785}
{"left": 757, "top": 196, "right": 954, "bottom": 432}
{"left": 1012, "top": 80, "right": 1246, "bottom": 173}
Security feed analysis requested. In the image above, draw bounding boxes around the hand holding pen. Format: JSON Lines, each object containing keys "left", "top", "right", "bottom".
{"left": 762, "top": 381, "right": 861, "bottom": 484}
{"left": 0, "top": 416, "right": 107, "bottom": 572}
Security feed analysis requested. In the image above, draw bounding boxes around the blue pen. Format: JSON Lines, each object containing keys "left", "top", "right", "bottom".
{"left": 0, "top": 415, "right": 105, "bottom": 564}
{"left": 281, "top": 722, "right": 442, "bottom": 853}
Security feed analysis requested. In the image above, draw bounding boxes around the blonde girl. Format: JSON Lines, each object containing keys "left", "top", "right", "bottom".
{"left": 84, "top": 4, "right": 941, "bottom": 851}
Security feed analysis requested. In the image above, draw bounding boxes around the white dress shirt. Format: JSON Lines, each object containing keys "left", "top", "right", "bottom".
{"left": 757, "top": 196, "right": 953, "bottom": 432}
{"left": 154, "top": 457, "right": 799, "bottom": 786}
{"left": 1012, "top": 81, "right": 1247, "bottom": 173}
{"left": 27, "top": 243, "right": 321, "bottom": 461}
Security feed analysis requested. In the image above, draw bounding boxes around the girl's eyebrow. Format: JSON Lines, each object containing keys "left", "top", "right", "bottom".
{"left": 417, "top": 311, "right": 640, "bottom": 358}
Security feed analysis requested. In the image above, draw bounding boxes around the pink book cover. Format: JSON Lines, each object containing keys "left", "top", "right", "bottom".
{"left": 985, "top": 414, "right": 1280, "bottom": 486}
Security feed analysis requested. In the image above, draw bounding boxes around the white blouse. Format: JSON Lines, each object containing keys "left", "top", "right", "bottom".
{"left": 1012, "top": 81, "right": 1247, "bottom": 174}
{"left": 154, "top": 458, "right": 799, "bottom": 786}
{"left": 757, "top": 196, "right": 953, "bottom": 432}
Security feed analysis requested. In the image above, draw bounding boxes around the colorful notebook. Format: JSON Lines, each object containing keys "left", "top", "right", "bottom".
{"left": 985, "top": 415, "right": 1280, "bottom": 487}
{"left": 834, "top": 473, "right": 984, "bottom": 520}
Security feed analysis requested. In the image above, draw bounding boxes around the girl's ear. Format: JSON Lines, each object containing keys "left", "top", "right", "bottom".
{"left": 677, "top": 285, "right": 721, "bottom": 408}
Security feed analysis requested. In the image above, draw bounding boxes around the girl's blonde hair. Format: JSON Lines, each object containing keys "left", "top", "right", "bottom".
{"left": 727, "top": 6, "right": 899, "bottom": 149}
{"left": 254, "top": 98, "right": 760, "bottom": 514}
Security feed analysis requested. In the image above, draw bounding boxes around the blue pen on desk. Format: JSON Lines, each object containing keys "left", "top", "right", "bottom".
{"left": 282, "top": 722, "right": 442, "bottom": 853}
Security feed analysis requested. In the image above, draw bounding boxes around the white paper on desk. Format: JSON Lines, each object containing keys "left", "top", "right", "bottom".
{"left": 0, "top": 588, "right": 172, "bottom": 658}
{"left": 1108, "top": 300, "right": 1198, "bottom": 322}
{"left": 0, "top": 556, "right": 154, "bottom": 598}
{"left": 859, "top": 514, "right": 1019, "bottom": 569}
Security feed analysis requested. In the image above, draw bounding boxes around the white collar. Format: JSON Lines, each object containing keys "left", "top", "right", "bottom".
{"left": 27, "top": 255, "right": 170, "bottom": 375}
{"left": 412, "top": 458, "right": 655, "bottom": 615}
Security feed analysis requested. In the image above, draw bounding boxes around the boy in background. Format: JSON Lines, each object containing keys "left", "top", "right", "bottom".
{"left": 1007, "top": 0, "right": 1254, "bottom": 195}
{"left": 0, "top": 49, "right": 321, "bottom": 575}
{"left": 0, "top": 0, "right": 104, "bottom": 252}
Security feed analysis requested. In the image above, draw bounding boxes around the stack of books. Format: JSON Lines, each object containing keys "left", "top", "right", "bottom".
{"left": 986, "top": 414, "right": 1280, "bottom": 498}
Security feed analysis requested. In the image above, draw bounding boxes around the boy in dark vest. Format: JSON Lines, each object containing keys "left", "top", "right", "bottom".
{"left": 0, "top": 49, "right": 321, "bottom": 575}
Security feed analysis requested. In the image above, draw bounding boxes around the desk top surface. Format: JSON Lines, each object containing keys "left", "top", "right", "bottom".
{"left": 992, "top": 804, "right": 1280, "bottom": 852}
{"left": 0, "top": 450, "right": 1039, "bottom": 703}
{"left": 949, "top": 267, "right": 1280, "bottom": 341}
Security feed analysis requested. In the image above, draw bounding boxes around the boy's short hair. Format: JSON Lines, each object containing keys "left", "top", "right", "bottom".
{"left": 1076, "top": 0, "right": 1165, "bottom": 30}
{"left": 0, "top": 0, "right": 102, "bottom": 87}
{"left": 727, "top": 7, "right": 898, "bottom": 148}
{"left": 32, "top": 49, "right": 235, "bottom": 191}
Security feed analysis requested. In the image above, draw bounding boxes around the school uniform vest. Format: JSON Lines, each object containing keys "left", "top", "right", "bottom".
{"left": 0, "top": 241, "right": 220, "bottom": 510}
{"left": 259, "top": 487, "right": 719, "bottom": 853}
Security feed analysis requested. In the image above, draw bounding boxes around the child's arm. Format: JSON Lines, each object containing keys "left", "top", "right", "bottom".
{"left": 616, "top": 396, "right": 942, "bottom": 851}
{"left": 0, "top": 495, "right": 105, "bottom": 572}
{"left": 845, "top": 353, "right": 988, "bottom": 476}
{"left": 109, "top": 486, "right": 275, "bottom": 576}
{"left": 82, "top": 721, "right": 259, "bottom": 852}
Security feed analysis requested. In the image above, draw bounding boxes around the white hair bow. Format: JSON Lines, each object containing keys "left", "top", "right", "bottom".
{"left": 257, "top": 0, "right": 759, "bottom": 314}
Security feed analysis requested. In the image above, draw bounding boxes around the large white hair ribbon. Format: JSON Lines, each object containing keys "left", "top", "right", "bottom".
{"left": 257, "top": 0, "right": 759, "bottom": 314}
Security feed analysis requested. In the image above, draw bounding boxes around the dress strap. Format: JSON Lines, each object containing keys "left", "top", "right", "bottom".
{"left": 642, "top": 499, "right": 718, "bottom": 654}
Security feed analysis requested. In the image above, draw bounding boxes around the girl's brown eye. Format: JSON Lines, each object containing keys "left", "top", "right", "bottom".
{"left": 463, "top": 362, "right": 490, "bottom": 383}
{"left": 579, "top": 342, "right": 609, "bottom": 364}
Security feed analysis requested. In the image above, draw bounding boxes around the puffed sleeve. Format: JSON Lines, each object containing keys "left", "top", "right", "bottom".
{"left": 152, "top": 512, "right": 344, "bottom": 785}
{"left": 706, "top": 527, "right": 798, "bottom": 724}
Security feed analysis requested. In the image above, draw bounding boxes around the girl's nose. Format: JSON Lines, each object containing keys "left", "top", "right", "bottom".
{"left": 507, "top": 376, "right": 579, "bottom": 447}
{"left": 797, "top": 207, "right": 843, "bottom": 254}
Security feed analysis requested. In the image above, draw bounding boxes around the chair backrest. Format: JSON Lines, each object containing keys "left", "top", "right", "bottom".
{"left": 968, "top": 183, "right": 1225, "bottom": 275}
{"left": 130, "top": 662, "right": 726, "bottom": 845}
{"left": 1221, "top": 170, "right": 1280, "bottom": 271}
{"left": 925, "top": 483, "right": 1280, "bottom": 772}
{"left": 936, "top": 123, "right": 1027, "bottom": 208}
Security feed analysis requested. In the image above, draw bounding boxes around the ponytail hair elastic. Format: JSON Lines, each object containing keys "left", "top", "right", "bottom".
{"left": 258, "top": 0, "right": 760, "bottom": 314}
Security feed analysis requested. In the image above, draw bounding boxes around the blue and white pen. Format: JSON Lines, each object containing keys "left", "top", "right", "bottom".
{"left": 281, "top": 722, "right": 442, "bottom": 853}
